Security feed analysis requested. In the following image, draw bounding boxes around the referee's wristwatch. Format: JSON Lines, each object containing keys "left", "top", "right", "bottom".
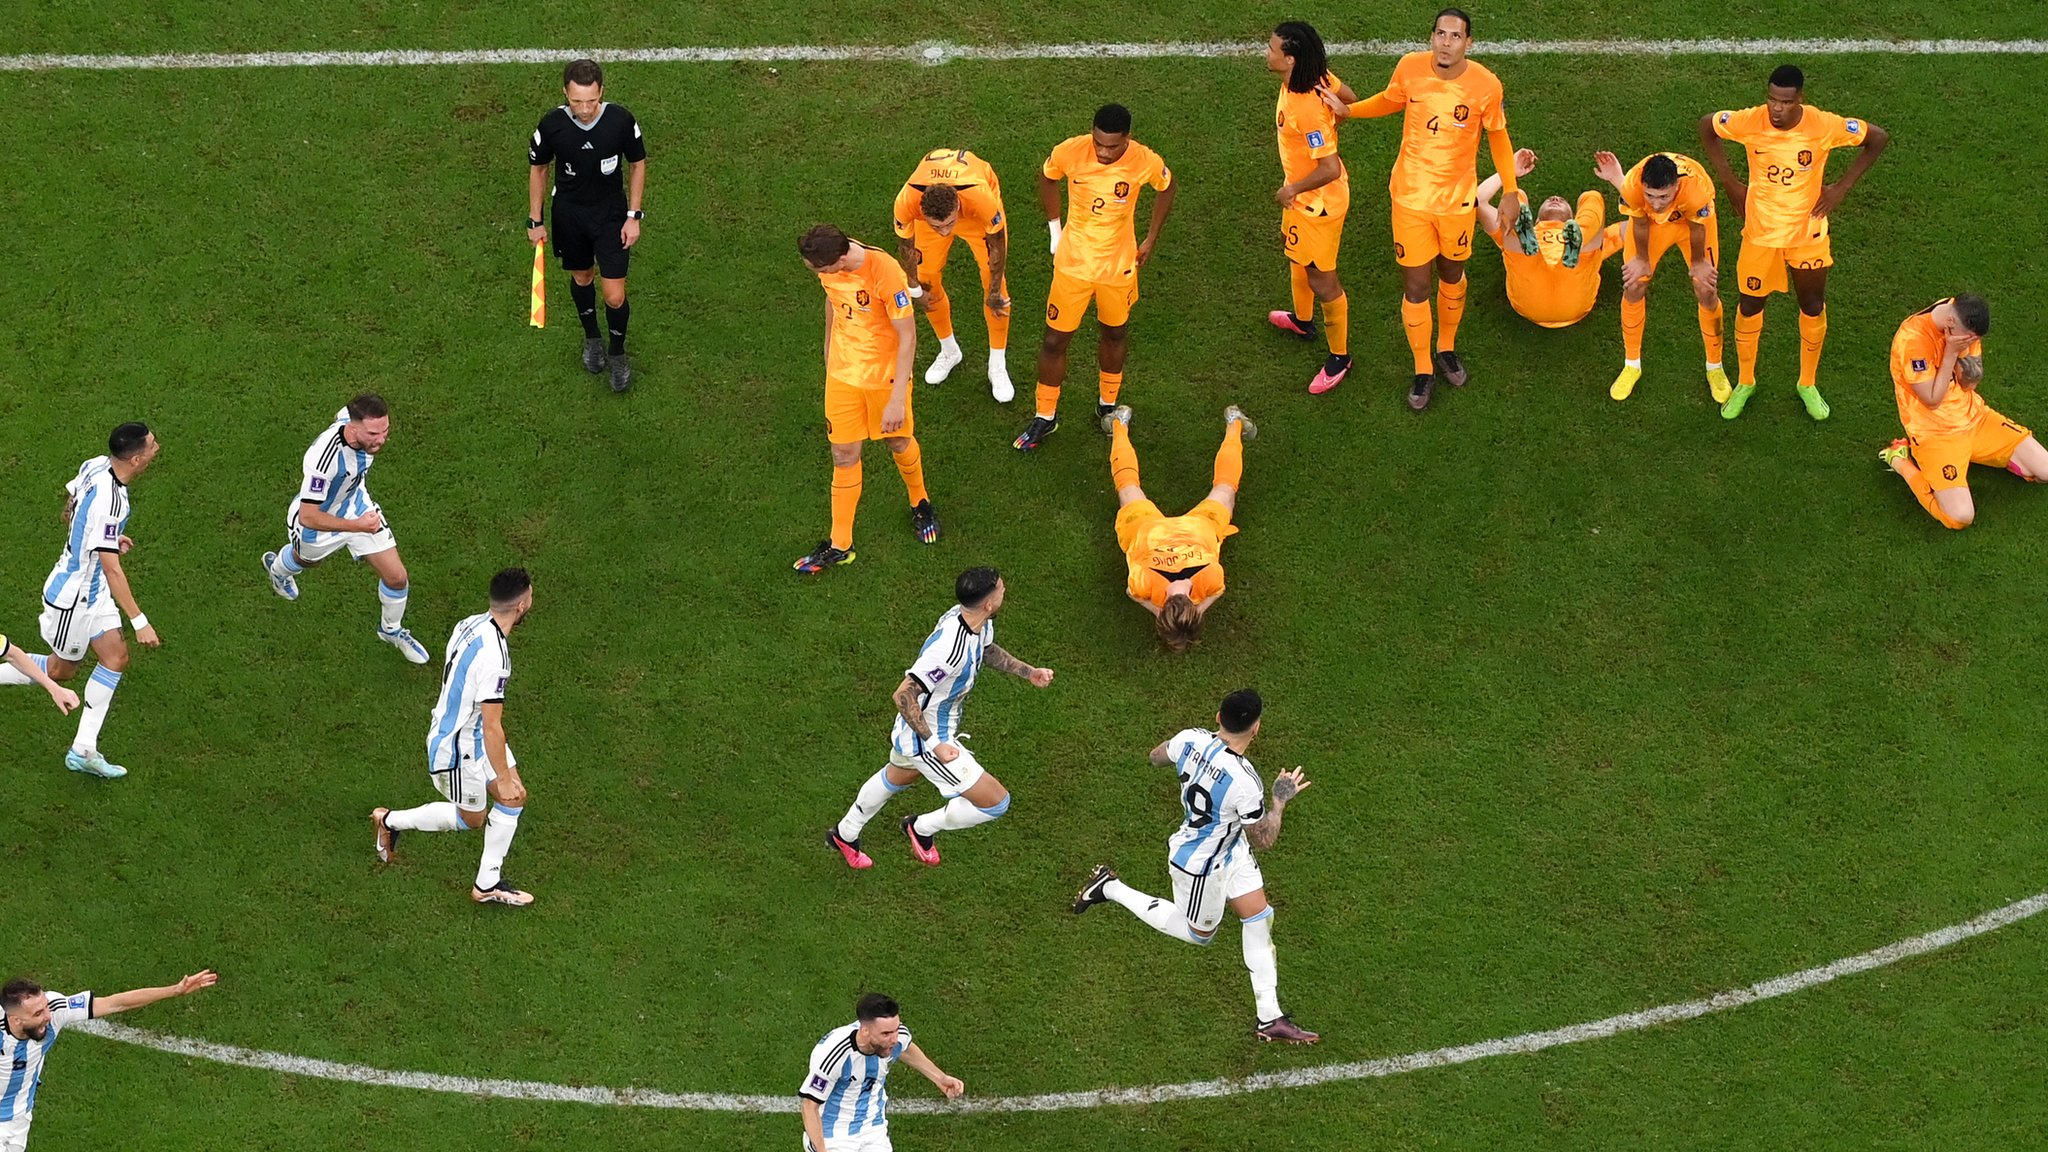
{"left": 626, "top": 210, "right": 646, "bottom": 221}
{"left": 526, "top": 217, "right": 543, "bottom": 230}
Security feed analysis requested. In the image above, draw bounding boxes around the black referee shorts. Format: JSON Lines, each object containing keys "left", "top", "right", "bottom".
{"left": 552, "top": 199, "right": 630, "bottom": 279}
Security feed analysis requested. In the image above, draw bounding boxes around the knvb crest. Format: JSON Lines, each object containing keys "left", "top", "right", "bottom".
{"left": 1797, "top": 149, "right": 1814, "bottom": 167}
{"left": 1454, "top": 103, "right": 1470, "bottom": 121}
{"left": 1113, "top": 180, "right": 1131, "bottom": 199}
{"left": 855, "top": 290, "right": 871, "bottom": 308}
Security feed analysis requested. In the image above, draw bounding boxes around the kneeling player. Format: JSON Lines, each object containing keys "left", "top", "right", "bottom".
{"left": 1880, "top": 295, "right": 2047, "bottom": 529}
{"left": 1106, "top": 405, "right": 1255, "bottom": 652}
{"left": 1476, "top": 148, "right": 1619, "bottom": 332}
{"left": 827, "top": 567, "right": 1054, "bottom": 869}
{"left": 372, "top": 568, "right": 537, "bottom": 907}
{"left": 1073, "top": 689, "right": 1317, "bottom": 1043}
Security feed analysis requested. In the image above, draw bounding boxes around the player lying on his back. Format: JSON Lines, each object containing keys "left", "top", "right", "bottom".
{"left": 0, "top": 630, "right": 79, "bottom": 714}
{"left": 261, "top": 394, "right": 432, "bottom": 664}
{"left": 1105, "top": 404, "right": 1255, "bottom": 653}
{"left": 1263, "top": 21, "right": 1359, "bottom": 395}
{"left": 893, "top": 148, "right": 1015, "bottom": 401}
{"left": 1880, "top": 295, "right": 2048, "bottom": 529}
{"left": 827, "top": 567, "right": 1054, "bottom": 870}
{"left": 1475, "top": 148, "right": 1620, "bottom": 332}
{"left": 1073, "top": 689, "right": 1318, "bottom": 1044}
{"left": 1593, "top": 149, "right": 1728, "bottom": 403}
{"left": 1701, "top": 64, "right": 1887, "bottom": 421}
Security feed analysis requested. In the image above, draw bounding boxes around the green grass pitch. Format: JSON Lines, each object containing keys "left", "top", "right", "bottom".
{"left": 4, "top": 3, "right": 2048, "bottom": 1148}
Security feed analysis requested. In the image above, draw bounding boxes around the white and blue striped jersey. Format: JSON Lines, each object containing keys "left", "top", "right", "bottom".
{"left": 889, "top": 606, "right": 991, "bottom": 756}
{"left": 287, "top": 408, "right": 379, "bottom": 544}
{"left": 425, "top": 612, "right": 511, "bottom": 773}
{"left": 0, "top": 991, "right": 92, "bottom": 1129}
{"left": 799, "top": 1021, "right": 911, "bottom": 1142}
{"left": 1164, "top": 728, "right": 1267, "bottom": 876}
{"left": 41, "top": 457, "right": 129, "bottom": 611}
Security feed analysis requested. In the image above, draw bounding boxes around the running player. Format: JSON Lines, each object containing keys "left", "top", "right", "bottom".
{"left": 1593, "top": 149, "right": 1728, "bottom": 403}
{"left": 799, "top": 992, "right": 963, "bottom": 1152}
{"left": 1015, "top": 104, "right": 1177, "bottom": 450}
{"left": 0, "top": 630, "right": 79, "bottom": 714}
{"left": 893, "top": 148, "right": 1014, "bottom": 401}
{"left": 1475, "top": 148, "right": 1620, "bottom": 331}
{"left": 526, "top": 58, "right": 648, "bottom": 393}
{"left": 260, "top": 394, "right": 431, "bottom": 664}
{"left": 827, "top": 567, "right": 1054, "bottom": 870}
{"left": 1701, "top": 64, "right": 1887, "bottom": 421}
{"left": 1073, "top": 689, "right": 1317, "bottom": 1044}
{"left": 32, "top": 423, "right": 161, "bottom": 780}
{"left": 1105, "top": 404, "right": 1256, "bottom": 653}
{"left": 1326, "top": 7, "right": 1519, "bottom": 410}
{"left": 1880, "top": 295, "right": 2047, "bottom": 529}
{"left": 372, "top": 568, "right": 537, "bottom": 907}
{"left": 1263, "top": 22, "right": 1359, "bottom": 394}
{"left": 1, "top": 969, "right": 218, "bottom": 1148}
{"left": 794, "top": 224, "right": 939, "bottom": 574}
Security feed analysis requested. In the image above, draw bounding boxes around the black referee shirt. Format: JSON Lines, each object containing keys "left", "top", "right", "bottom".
{"left": 528, "top": 103, "right": 646, "bottom": 208}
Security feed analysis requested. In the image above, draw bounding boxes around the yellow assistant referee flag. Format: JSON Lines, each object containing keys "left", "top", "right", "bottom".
{"left": 529, "top": 242, "right": 546, "bottom": 328}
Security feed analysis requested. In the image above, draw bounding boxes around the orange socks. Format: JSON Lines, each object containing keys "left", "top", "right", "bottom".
{"left": 1699, "top": 301, "right": 1724, "bottom": 365}
{"left": 1213, "top": 420, "right": 1244, "bottom": 490}
{"left": 1435, "top": 277, "right": 1467, "bottom": 352}
{"left": 891, "top": 438, "right": 928, "bottom": 506}
{"left": 1621, "top": 296, "right": 1646, "bottom": 362}
{"left": 1289, "top": 264, "right": 1315, "bottom": 321}
{"left": 1110, "top": 420, "right": 1141, "bottom": 489}
{"left": 1322, "top": 293, "right": 1349, "bottom": 357}
{"left": 925, "top": 286, "right": 954, "bottom": 341}
{"left": 1099, "top": 371, "right": 1124, "bottom": 407}
{"left": 829, "top": 462, "right": 862, "bottom": 550}
{"left": 1734, "top": 308, "right": 1764, "bottom": 386}
{"left": 1893, "top": 457, "right": 1966, "bottom": 529}
{"left": 1798, "top": 308, "right": 1828, "bottom": 389}
{"left": 1401, "top": 298, "right": 1432, "bottom": 374}
{"left": 985, "top": 277, "right": 1011, "bottom": 348}
{"left": 1035, "top": 382, "right": 1061, "bottom": 420}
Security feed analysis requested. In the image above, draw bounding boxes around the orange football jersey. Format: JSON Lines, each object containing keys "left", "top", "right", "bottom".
{"left": 1277, "top": 71, "right": 1348, "bottom": 214}
{"left": 1125, "top": 514, "right": 1230, "bottom": 607}
{"left": 817, "top": 243, "right": 913, "bottom": 390}
{"left": 1711, "top": 104, "right": 1869, "bottom": 246}
{"left": 1378, "top": 51, "right": 1507, "bottom": 215}
{"left": 1891, "top": 302, "right": 1985, "bottom": 440}
{"left": 1618, "top": 152, "right": 1716, "bottom": 225}
{"left": 1044, "top": 135, "right": 1173, "bottom": 282}
{"left": 892, "top": 148, "right": 1007, "bottom": 239}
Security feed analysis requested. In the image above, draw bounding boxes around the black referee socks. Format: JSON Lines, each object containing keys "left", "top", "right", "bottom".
{"left": 606, "top": 301, "right": 631, "bottom": 357}
{"left": 570, "top": 280, "right": 600, "bottom": 338}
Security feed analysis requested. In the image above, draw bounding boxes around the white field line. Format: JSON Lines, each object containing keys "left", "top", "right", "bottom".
{"left": 77, "top": 889, "right": 2048, "bottom": 1115}
{"left": 4, "top": 38, "right": 2048, "bottom": 72}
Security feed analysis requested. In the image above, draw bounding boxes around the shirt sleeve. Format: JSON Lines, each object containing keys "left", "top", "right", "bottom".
{"left": 904, "top": 624, "right": 965, "bottom": 690}
{"left": 621, "top": 109, "right": 647, "bottom": 162}
{"left": 1163, "top": 728, "right": 1202, "bottom": 766}
{"left": 1829, "top": 113, "right": 1870, "bottom": 149}
{"left": 876, "top": 260, "right": 913, "bottom": 319}
{"left": 800, "top": 1038, "right": 842, "bottom": 1102}
{"left": 1618, "top": 168, "right": 1647, "bottom": 217}
{"left": 0, "top": 634, "right": 11, "bottom": 659}
{"left": 1480, "top": 76, "right": 1508, "bottom": 131}
{"left": 1146, "top": 147, "right": 1173, "bottom": 192}
{"left": 1232, "top": 775, "right": 1268, "bottom": 825}
{"left": 1710, "top": 107, "right": 1751, "bottom": 143}
{"left": 1303, "top": 102, "right": 1339, "bottom": 159}
{"left": 1894, "top": 330, "right": 1939, "bottom": 386}
{"left": 528, "top": 118, "right": 554, "bottom": 166}
{"left": 50, "top": 992, "right": 94, "bottom": 1027}
{"left": 296, "top": 438, "right": 337, "bottom": 504}
{"left": 892, "top": 185, "right": 921, "bottom": 238}
{"left": 1378, "top": 58, "right": 1410, "bottom": 103}
{"left": 82, "top": 483, "right": 123, "bottom": 554}
{"left": 893, "top": 1025, "right": 913, "bottom": 1057}
{"left": 966, "top": 184, "right": 1006, "bottom": 234}
{"left": 1127, "top": 563, "right": 1169, "bottom": 607}
{"left": 1041, "top": 138, "right": 1071, "bottom": 181}
{"left": 471, "top": 645, "right": 509, "bottom": 707}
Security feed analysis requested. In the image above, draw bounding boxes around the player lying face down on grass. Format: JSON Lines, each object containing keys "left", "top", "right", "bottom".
{"left": 1104, "top": 404, "right": 1257, "bottom": 652}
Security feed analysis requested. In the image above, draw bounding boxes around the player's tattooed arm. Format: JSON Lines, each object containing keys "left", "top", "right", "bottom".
{"left": 984, "top": 229, "right": 1010, "bottom": 315}
{"left": 893, "top": 675, "right": 934, "bottom": 740}
{"left": 1247, "top": 768, "right": 1312, "bottom": 850}
{"left": 985, "top": 644, "right": 1055, "bottom": 688}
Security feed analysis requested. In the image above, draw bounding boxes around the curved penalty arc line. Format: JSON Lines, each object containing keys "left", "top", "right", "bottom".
{"left": 76, "top": 890, "right": 2048, "bottom": 1115}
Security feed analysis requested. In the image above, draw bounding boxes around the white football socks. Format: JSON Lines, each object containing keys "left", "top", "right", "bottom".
{"left": 1242, "top": 909, "right": 1283, "bottom": 1023}
{"left": 837, "top": 769, "right": 903, "bottom": 841}
{"left": 1105, "top": 878, "right": 1206, "bottom": 944}
{"left": 911, "top": 794, "right": 1005, "bottom": 838}
{"left": 385, "top": 802, "right": 467, "bottom": 833}
{"left": 378, "top": 581, "right": 408, "bottom": 631}
{"left": 71, "top": 666, "right": 121, "bottom": 754}
{"left": 938, "top": 335, "right": 962, "bottom": 357}
{"left": 476, "top": 803, "right": 523, "bottom": 889}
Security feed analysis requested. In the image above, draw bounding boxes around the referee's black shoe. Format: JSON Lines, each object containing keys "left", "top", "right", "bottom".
{"left": 582, "top": 337, "right": 607, "bottom": 374}
{"left": 609, "top": 353, "right": 632, "bottom": 394}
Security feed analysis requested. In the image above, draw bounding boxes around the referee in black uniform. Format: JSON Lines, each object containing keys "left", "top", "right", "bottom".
{"left": 527, "top": 58, "right": 648, "bottom": 393}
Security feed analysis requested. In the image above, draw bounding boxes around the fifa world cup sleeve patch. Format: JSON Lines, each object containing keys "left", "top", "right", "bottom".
{"left": 1912, "top": 359, "right": 1928, "bottom": 373}
{"left": 309, "top": 475, "right": 328, "bottom": 493}
{"left": 1306, "top": 129, "right": 1326, "bottom": 148}
{"left": 808, "top": 1073, "right": 830, "bottom": 1094}
{"left": 894, "top": 290, "right": 910, "bottom": 308}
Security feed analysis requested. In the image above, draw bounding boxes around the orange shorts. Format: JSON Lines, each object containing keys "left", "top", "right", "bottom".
{"left": 1392, "top": 200, "right": 1475, "bottom": 266}
{"left": 1113, "top": 497, "right": 1234, "bottom": 553}
{"left": 1735, "top": 231, "right": 1828, "bottom": 297}
{"left": 825, "top": 377, "right": 915, "bottom": 444}
{"left": 1910, "top": 410, "right": 2032, "bottom": 491}
{"left": 1626, "top": 213, "right": 1719, "bottom": 278}
{"left": 1045, "top": 268, "right": 1139, "bottom": 332}
{"left": 910, "top": 225, "right": 1008, "bottom": 298}
{"left": 1283, "top": 184, "right": 1349, "bottom": 270}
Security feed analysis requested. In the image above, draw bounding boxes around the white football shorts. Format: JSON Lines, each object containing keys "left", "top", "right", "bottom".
{"left": 888, "top": 742, "right": 985, "bottom": 799}
{"left": 803, "top": 1126, "right": 892, "bottom": 1152}
{"left": 39, "top": 595, "right": 121, "bottom": 662}
{"left": 291, "top": 514, "right": 397, "bottom": 564}
{"left": 1170, "top": 843, "right": 1266, "bottom": 936}
{"left": 431, "top": 740, "right": 517, "bottom": 813}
